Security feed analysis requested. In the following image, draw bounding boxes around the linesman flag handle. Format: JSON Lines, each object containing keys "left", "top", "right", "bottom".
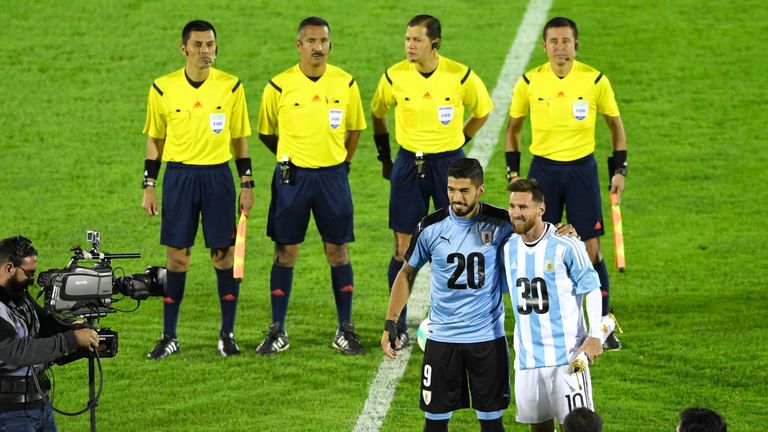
{"left": 610, "top": 193, "right": 626, "bottom": 272}
{"left": 233, "top": 210, "right": 247, "bottom": 280}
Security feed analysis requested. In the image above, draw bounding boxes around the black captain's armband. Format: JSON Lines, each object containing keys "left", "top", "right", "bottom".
{"left": 144, "top": 159, "right": 161, "bottom": 180}
{"left": 374, "top": 133, "right": 392, "bottom": 162}
{"left": 235, "top": 158, "right": 252, "bottom": 177}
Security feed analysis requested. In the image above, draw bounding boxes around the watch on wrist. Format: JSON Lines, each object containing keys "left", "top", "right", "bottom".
{"left": 506, "top": 171, "right": 519, "bottom": 181}
{"left": 142, "top": 179, "right": 156, "bottom": 189}
{"left": 614, "top": 167, "right": 627, "bottom": 177}
{"left": 240, "top": 180, "right": 255, "bottom": 189}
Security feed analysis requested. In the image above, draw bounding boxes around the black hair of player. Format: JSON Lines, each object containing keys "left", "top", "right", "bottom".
{"left": 562, "top": 407, "right": 603, "bottom": 432}
{"left": 508, "top": 178, "right": 546, "bottom": 204}
{"left": 679, "top": 408, "right": 727, "bottom": 432}
{"left": 447, "top": 158, "right": 483, "bottom": 187}
{"left": 181, "top": 20, "right": 217, "bottom": 45}
{"left": 0, "top": 236, "right": 37, "bottom": 266}
{"left": 543, "top": 16, "right": 579, "bottom": 50}
{"left": 408, "top": 14, "right": 441, "bottom": 49}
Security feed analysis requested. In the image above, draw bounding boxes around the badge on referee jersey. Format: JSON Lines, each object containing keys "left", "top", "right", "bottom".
{"left": 329, "top": 109, "right": 343, "bottom": 129}
{"left": 572, "top": 100, "right": 588, "bottom": 121}
{"left": 437, "top": 105, "right": 454, "bottom": 125}
{"left": 210, "top": 113, "right": 226, "bottom": 134}
{"left": 480, "top": 229, "right": 493, "bottom": 245}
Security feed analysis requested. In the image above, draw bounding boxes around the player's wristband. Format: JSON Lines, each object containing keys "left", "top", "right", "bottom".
{"left": 612, "top": 150, "right": 627, "bottom": 176}
{"left": 374, "top": 134, "right": 391, "bottom": 162}
{"left": 505, "top": 151, "right": 521, "bottom": 178}
{"left": 144, "top": 159, "right": 161, "bottom": 180}
{"left": 235, "top": 158, "right": 252, "bottom": 177}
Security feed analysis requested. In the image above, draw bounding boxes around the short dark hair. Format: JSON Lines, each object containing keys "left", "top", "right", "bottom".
{"left": 182, "top": 20, "right": 217, "bottom": 45}
{"left": 563, "top": 408, "right": 602, "bottom": 432}
{"left": 447, "top": 158, "right": 483, "bottom": 186}
{"left": 0, "top": 236, "right": 37, "bottom": 266}
{"left": 508, "top": 178, "right": 545, "bottom": 203}
{"left": 679, "top": 408, "right": 727, "bottom": 432}
{"left": 543, "top": 16, "right": 578, "bottom": 41}
{"left": 408, "top": 14, "right": 441, "bottom": 48}
{"left": 298, "top": 16, "right": 331, "bottom": 39}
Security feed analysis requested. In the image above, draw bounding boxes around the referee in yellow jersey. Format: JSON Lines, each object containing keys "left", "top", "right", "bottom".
{"left": 371, "top": 15, "right": 493, "bottom": 342}
{"left": 142, "top": 20, "right": 254, "bottom": 359}
{"left": 255, "top": 17, "right": 367, "bottom": 356}
{"left": 505, "top": 17, "right": 627, "bottom": 351}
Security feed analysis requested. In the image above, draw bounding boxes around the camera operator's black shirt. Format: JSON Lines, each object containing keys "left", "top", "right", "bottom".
{"left": 0, "top": 290, "right": 78, "bottom": 374}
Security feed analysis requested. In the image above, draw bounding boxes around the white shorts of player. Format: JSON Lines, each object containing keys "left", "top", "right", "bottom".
{"left": 514, "top": 362, "right": 594, "bottom": 424}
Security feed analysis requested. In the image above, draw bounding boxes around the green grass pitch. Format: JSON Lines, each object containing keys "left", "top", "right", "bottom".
{"left": 1, "top": 0, "right": 766, "bottom": 430}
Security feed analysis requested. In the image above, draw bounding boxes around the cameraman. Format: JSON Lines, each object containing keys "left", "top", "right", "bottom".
{"left": 0, "top": 236, "right": 98, "bottom": 431}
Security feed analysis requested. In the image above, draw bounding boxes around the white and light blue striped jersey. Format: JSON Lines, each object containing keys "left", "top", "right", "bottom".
{"left": 406, "top": 203, "right": 513, "bottom": 343}
{"left": 501, "top": 223, "right": 600, "bottom": 370}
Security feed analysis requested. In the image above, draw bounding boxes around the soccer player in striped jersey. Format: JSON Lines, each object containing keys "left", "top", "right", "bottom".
{"left": 501, "top": 179, "right": 603, "bottom": 432}
{"left": 382, "top": 158, "right": 510, "bottom": 432}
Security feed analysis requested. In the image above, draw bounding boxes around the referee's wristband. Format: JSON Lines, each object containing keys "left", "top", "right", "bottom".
{"left": 235, "top": 158, "right": 253, "bottom": 177}
{"left": 374, "top": 133, "right": 392, "bottom": 162}
{"left": 240, "top": 180, "right": 255, "bottom": 189}
{"left": 144, "top": 159, "right": 161, "bottom": 180}
{"left": 505, "top": 151, "right": 521, "bottom": 177}
{"left": 612, "top": 150, "right": 627, "bottom": 176}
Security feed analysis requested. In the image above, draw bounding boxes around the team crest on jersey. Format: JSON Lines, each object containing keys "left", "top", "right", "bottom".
{"left": 422, "top": 390, "right": 432, "bottom": 405}
{"left": 572, "top": 100, "right": 589, "bottom": 120}
{"left": 437, "top": 105, "right": 454, "bottom": 125}
{"left": 480, "top": 229, "right": 493, "bottom": 245}
{"left": 329, "top": 109, "right": 344, "bottom": 129}
{"left": 210, "top": 113, "right": 226, "bottom": 134}
{"left": 545, "top": 260, "right": 554, "bottom": 273}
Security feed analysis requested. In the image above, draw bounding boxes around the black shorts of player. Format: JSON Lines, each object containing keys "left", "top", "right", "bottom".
{"left": 267, "top": 162, "right": 354, "bottom": 245}
{"left": 161, "top": 162, "right": 236, "bottom": 249}
{"left": 420, "top": 336, "right": 510, "bottom": 414}
{"left": 528, "top": 154, "right": 605, "bottom": 240}
{"left": 389, "top": 148, "right": 465, "bottom": 234}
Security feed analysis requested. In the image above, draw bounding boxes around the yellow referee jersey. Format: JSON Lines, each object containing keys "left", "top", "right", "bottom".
{"left": 257, "top": 64, "right": 367, "bottom": 168}
{"left": 509, "top": 60, "right": 620, "bottom": 162}
{"left": 371, "top": 56, "right": 493, "bottom": 154}
{"left": 144, "top": 67, "right": 251, "bottom": 165}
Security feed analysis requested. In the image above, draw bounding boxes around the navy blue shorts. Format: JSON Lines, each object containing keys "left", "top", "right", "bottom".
{"left": 161, "top": 162, "right": 236, "bottom": 249}
{"left": 389, "top": 148, "right": 465, "bottom": 233}
{"left": 527, "top": 155, "right": 604, "bottom": 240}
{"left": 267, "top": 163, "right": 354, "bottom": 245}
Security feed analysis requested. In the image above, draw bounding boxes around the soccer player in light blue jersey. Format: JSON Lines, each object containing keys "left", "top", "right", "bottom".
{"left": 501, "top": 178, "right": 603, "bottom": 432}
{"left": 381, "top": 158, "right": 511, "bottom": 432}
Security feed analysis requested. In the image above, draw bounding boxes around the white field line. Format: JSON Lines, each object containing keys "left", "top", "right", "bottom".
{"left": 353, "top": 1, "right": 552, "bottom": 430}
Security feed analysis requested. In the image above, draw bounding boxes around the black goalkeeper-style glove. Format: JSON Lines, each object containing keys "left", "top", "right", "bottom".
{"left": 384, "top": 319, "right": 399, "bottom": 349}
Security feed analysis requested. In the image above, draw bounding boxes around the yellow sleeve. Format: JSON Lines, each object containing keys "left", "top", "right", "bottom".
{"left": 229, "top": 82, "right": 252, "bottom": 139}
{"left": 143, "top": 84, "right": 167, "bottom": 138}
{"left": 257, "top": 82, "right": 280, "bottom": 135}
{"left": 346, "top": 80, "right": 367, "bottom": 131}
{"left": 370, "top": 73, "right": 394, "bottom": 118}
{"left": 462, "top": 71, "right": 493, "bottom": 118}
{"left": 508, "top": 77, "right": 530, "bottom": 118}
{"left": 596, "top": 75, "right": 620, "bottom": 117}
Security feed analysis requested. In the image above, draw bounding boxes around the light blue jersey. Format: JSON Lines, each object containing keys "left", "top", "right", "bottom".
{"left": 406, "top": 203, "right": 512, "bottom": 343}
{"left": 501, "top": 223, "right": 600, "bottom": 370}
